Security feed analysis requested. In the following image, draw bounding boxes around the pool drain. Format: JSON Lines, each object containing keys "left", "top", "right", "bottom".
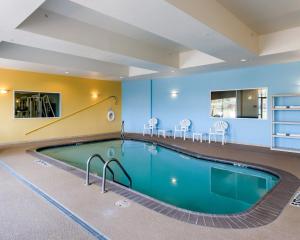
{"left": 291, "top": 192, "right": 300, "bottom": 207}
{"left": 115, "top": 199, "right": 130, "bottom": 208}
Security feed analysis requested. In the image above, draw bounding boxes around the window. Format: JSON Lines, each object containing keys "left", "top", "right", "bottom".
{"left": 211, "top": 91, "right": 236, "bottom": 118}
{"left": 14, "top": 91, "right": 60, "bottom": 118}
{"left": 210, "top": 88, "right": 267, "bottom": 119}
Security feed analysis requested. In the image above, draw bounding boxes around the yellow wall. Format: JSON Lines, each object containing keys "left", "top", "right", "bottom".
{"left": 0, "top": 68, "right": 121, "bottom": 144}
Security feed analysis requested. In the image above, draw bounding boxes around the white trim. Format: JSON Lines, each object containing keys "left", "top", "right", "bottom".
{"left": 209, "top": 87, "right": 268, "bottom": 120}
{"left": 272, "top": 94, "right": 300, "bottom": 97}
{"left": 271, "top": 147, "right": 300, "bottom": 154}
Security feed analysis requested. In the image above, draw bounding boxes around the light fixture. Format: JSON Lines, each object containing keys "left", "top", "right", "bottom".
{"left": 171, "top": 70, "right": 175, "bottom": 73}
{"left": 120, "top": 76, "right": 124, "bottom": 79}
{"left": 248, "top": 95, "right": 252, "bottom": 100}
{"left": 171, "top": 90, "right": 179, "bottom": 98}
{"left": 240, "top": 59, "right": 247, "bottom": 62}
{"left": 91, "top": 92, "right": 100, "bottom": 99}
{"left": 0, "top": 89, "right": 9, "bottom": 94}
{"left": 65, "top": 71, "right": 69, "bottom": 74}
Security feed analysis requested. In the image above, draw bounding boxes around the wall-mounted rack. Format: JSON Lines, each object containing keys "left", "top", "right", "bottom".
{"left": 271, "top": 94, "right": 300, "bottom": 153}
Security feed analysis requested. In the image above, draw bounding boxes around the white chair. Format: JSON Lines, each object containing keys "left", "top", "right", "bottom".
{"left": 174, "top": 119, "right": 191, "bottom": 140}
{"left": 208, "top": 121, "right": 229, "bottom": 145}
{"left": 143, "top": 117, "right": 158, "bottom": 136}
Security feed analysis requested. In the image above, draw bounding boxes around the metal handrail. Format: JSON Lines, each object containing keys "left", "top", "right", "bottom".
{"left": 102, "top": 158, "right": 132, "bottom": 193}
{"left": 85, "top": 154, "right": 114, "bottom": 186}
{"left": 26, "top": 95, "right": 117, "bottom": 135}
{"left": 121, "top": 120, "right": 125, "bottom": 141}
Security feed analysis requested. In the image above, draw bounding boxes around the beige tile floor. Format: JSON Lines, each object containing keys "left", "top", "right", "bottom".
{"left": 0, "top": 135, "right": 299, "bottom": 240}
{"left": 0, "top": 165, "right": 95, "bottom": 240}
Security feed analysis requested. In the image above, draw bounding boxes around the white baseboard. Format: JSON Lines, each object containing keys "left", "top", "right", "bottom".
{"left": 126, "top": 131, "right": 270, "bottom": 148}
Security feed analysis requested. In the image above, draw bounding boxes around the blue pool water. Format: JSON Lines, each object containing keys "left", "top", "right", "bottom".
{"left": 39, "top": 140, "right": 278, "bottom": 214}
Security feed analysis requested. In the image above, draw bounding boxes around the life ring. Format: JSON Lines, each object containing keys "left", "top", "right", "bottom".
{"left": 107, "top": 147, "right": 116, "bottom": 158}
{"left": 107, "top": 110, "right": 115, "bottom": 122}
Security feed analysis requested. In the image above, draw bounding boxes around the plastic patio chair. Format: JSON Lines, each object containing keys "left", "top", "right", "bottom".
{"left": 208, "top": 121, "right": 229, "bottom": 145}
{"left": 174, "top": 119, "right": 191, "bottom": 140}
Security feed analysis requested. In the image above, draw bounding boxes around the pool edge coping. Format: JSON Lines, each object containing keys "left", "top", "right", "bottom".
{"left": 27, "top": 135, "right": 300, "bottom": 229}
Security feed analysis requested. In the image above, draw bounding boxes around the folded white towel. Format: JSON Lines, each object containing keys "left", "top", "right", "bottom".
{"left": 275, "top": 106, "right": 286, "bottom": 108}
{"left": 290, "top": 133, "right": 300, "bottom": 137}
{"left": 289, "top": 106, "right": 300, "bottom": 108}
{"left": 276, "top": 133, "right": 287, "bottom": 136}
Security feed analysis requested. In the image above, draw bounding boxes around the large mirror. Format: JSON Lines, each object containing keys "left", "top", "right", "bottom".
{"left": 210, "top": 88, "right": 267, "bottom": 119}
{"left": 14, "top": 91, "right": 61, "bottom": 118}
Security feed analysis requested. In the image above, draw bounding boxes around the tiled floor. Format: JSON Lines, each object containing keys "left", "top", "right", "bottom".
{"left": 0, "top": 132, "right": 299, "bottom": 240}
{"left": 0, "top": 166, "right": 96, "bottom": 240}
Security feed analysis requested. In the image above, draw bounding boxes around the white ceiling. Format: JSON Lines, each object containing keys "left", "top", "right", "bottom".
{"left": 0, "top": 0, "right": 300, "bottom": 80}
{"left": 218, "top": 0, "right": 300, "bottom": 34}
{"left": 42, "top": 0, "right": 188, "bottom": 54}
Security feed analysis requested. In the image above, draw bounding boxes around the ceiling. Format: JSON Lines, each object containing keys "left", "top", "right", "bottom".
{"left": 218, "top": 0, "right": 300, "bottom": 34}
{"left": 0, "top": 0, "right": 300, "bottom": 81}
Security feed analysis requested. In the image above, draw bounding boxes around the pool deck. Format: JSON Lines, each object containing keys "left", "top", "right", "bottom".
{"left": 0, "top": 132, "right": 299, "bottom": 240}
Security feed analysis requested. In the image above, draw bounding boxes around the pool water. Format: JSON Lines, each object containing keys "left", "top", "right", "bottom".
{"left": 39, "top": 140, "right": 278, "bottom": 214}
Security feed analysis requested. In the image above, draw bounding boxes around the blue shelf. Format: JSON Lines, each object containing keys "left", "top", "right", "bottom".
{"left": 272, "top": 95, "right": 300, "bottom": 153}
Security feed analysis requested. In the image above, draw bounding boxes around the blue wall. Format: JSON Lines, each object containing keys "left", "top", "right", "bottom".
{"left": 122, "top": 61, "right": 300, "bottom": 147}
{"left": 122, "top": 79, "right": 152, "bottom": 132}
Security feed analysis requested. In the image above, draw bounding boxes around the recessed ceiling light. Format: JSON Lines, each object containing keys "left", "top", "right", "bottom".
{"left": 171, "top": 70, "right": 175, "bottom": 73}
{"left": 120, "top": 76, "right": 124, "bottom": 79}
{"left": 65, "top": 71, "right": 69, "bottom": 74}
{"left": 240, "top": 59, "right": 247, "bottom": 62}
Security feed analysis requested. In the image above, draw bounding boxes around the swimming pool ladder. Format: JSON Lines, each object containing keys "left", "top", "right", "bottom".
{"left": 102, "top": 158, "right": 132, "bottom": 193}
{"left": 85, "top": 154, "right": 115, "bottom": 186}
{"left": 85, "top": 154, "right": 132, "bottom": 193}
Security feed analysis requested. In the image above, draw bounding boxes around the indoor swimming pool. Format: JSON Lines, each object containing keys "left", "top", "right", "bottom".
{"left": 39, "top": 140, "right": 278, "bottom": 214}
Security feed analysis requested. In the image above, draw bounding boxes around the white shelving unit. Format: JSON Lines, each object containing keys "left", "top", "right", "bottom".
{"left": 272, "top": 108, "right": 300, "bottom": 111}
{"left": 271, "top": 94, "right": 300, "bottom": 153}
{"left": 272, "top": 121, "right": 300, "bottom": 125}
